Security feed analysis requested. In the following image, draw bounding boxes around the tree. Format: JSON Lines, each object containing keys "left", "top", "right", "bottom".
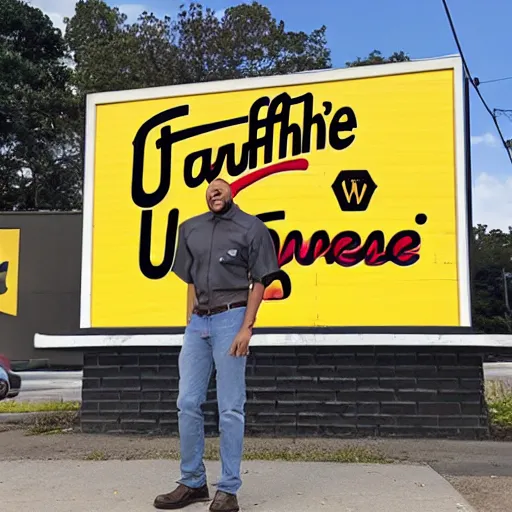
{"left": 5, "top": 2, "right": 507, "bottom": 337}
{"left": 65, "top": 0, "right": 170, "bottom": 95}
{"left": 0, "top": 0, "right": 80, "bottom": 210}
{"left": 472, "top": 224, "right": 512, "bottom": 333}
{"left": 346, "top": 49, "right": 410, "bottom": 67}
{"left": 175, "top": 2, "right": 330, "bottom": 83}
{"left": 65, "top": 1, "right": 331, "bottom": 95}
{"left": 62, "top": 1, "right": 332, "bottom": 198}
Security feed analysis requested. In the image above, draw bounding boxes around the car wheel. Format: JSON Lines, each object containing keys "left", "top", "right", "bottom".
{"left": 0, "top": 378, "right": 9, "bottom": 400}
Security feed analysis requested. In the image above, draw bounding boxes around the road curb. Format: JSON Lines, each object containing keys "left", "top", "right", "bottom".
{"left": 0, "top": 411, "right": 77, "bottom": 424}
{"left": 0, "top": 412, "right": 44, "bottom": 424}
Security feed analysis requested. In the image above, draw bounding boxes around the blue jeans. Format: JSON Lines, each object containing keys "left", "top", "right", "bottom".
{"left": 177, "top": 307, "right": 247, "bottom": 495}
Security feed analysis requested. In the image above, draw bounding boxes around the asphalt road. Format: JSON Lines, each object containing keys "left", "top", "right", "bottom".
{"left": 16, "top": 370, "right": 82, "bottom": 402}
{"left": 12, "top": 363, "right": 512, "bottom": 403}
{"left": 483, "top": 362, "right": 512, "bottom": 381}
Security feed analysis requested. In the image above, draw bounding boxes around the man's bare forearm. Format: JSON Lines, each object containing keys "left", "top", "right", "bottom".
{"left": 242, "top": 282, "right": 265, "bottom": 331}
{"left": 186, "top": 284, "right": 196, "bottom": 323}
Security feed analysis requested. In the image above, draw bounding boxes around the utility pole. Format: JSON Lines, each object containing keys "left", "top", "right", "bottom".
{"left": 503, "top": 268, "right": 512, "bottom": 312}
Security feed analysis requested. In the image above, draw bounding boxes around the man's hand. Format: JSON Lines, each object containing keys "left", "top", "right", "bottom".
{"left": 229, "top": 326, "right": 252, "bottom": 357}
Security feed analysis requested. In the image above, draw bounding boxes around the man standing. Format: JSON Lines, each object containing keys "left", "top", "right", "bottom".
{"left": 154, "top": 179, "right": 279, "bottom": 512}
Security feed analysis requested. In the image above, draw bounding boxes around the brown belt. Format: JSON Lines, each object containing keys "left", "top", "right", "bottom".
{"left": 193, "top": 301, "right": 247, "bottom": 317}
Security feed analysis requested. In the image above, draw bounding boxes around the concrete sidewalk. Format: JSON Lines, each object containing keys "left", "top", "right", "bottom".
{"left": 0, "top": 460, "right": 475, "bottom": 512}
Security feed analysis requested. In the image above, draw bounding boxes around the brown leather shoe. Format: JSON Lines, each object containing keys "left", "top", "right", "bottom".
{"left": 209, "top": 491, "right": 240, "bottom": 512}
{"left": 153, "top": 483, "right": 210, "bottom": 509}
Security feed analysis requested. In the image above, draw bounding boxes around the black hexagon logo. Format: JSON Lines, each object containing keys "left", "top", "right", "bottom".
{"left": 331, "top": 170, "right": 377, "bottom": 212}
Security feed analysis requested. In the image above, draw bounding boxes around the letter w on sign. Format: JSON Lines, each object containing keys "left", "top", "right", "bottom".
{"left": 331, "top": 170, "right": 377, "bottom": 212}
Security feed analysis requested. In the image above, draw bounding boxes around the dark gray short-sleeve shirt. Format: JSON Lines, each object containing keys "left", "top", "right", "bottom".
{"left": 171, "top": 205, "right": 279, "bottom": 308}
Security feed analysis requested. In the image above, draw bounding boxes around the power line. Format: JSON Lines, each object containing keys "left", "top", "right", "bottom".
{"left": 494, "top": 109, "right": 512, "bottom": 122}
{"left": 441, "top": 0, "right": 512, "bottom": 164}
{"left": 478, "top": 76, "right": 512, "bottom": 85}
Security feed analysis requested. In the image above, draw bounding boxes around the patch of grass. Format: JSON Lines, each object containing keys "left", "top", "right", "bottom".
{"left": 78, "top": 441, "right": 390, "bottom": 464}
{"left": 85, "top": 446, "right": 390, "bottom": 463}
{"left": 0, "top": 400, "right": 80, "bottom": 414}
{"left": 25, "top": 411, "right": 78, "bottom": 435}
{"left": 84, "top": 450, "right": 109, "bottom": 461}
{"left": 241, "top": 446, "right": 390, "bottom": 463}
{"left": 161, "top": 445, "right": 389, "bottom": 464}
{"left": 486, "top": 380, "right": 512, "bottom": 427}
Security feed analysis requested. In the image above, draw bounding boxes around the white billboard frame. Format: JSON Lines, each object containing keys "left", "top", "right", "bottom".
{"left": 41, "top": 55, "right": 479, "bottom": 347}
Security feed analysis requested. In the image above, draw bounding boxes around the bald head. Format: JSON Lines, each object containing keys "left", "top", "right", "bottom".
{"left": 206, "top": 179, "right": 233, "bottom": 213}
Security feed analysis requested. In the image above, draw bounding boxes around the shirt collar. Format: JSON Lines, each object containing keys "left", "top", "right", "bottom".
{"left": 208, "top": 203, "right": 239, "bottom": 221}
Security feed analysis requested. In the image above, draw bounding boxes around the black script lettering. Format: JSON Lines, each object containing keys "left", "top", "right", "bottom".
{"left": 248, "top": 93, "right": 357, "bottom": 171}
{"left": 256, "top": 210, "right": 424, "bottom": 270}
{"left": 269, "top": 93, "right": 304, "bottom": 161}
{"left": 132, "top": 95, "right": 361, "bottom": 280}
{"left": 132, "top": 106, "right": 189, "bottom": 208}
{"left": 386, "top": 230, "right": 421, "bottom": 266}
{"left": 132, "top": 106, "right": 248, "bottom": 206}
{"left": 183, "top": 149, "right": 217, "bottom": 188}
{"left": 184, "top": 142, "right": 251, "bottom": 188}
{"left": 326, "top": 231, "right": 388, "bottom": 267}
{"left": 248, "top": 96, "right": 272, "bottom": 169}
{"left": 329, "top": 106, "right": 357, "bottom": 151}
{"left": 139, "top": 208, "right": 179, "bottom": 279}
{"left": 253, "top": 211, "right": 424, "bottom": 300}
{"left": 256, "top": 210, "right": 286, "bottom": 257}
{"left": 256, "top": 211, "right": 291, "bottom": 300}
{"left": 256, "top": 211, "right": 286, "bottom": 223}
{"left": 133, "top": 93, "right": 360, "bottom": 194}
{"left": 263, "top": 270, "right": 292, "bottom": 301}
{"left": 279, "top": 230, "right": 331, "bottom": 266}
{"left": 325, "top": 231, "right": 362, "bottom": 267}
{"left": 302, "top": 96, "right": 332, "bottom": 153}
{"left": 361, "top": 231, "right": 388, "bottom": 266}
{"left": 219, "top": 142, "right": 251, "bottom": 177}
{"left": 261, "top": 224, "right": 422, "bottom": 269}
{"left": 265, "top": 93, "right": 335, "bottom": 161}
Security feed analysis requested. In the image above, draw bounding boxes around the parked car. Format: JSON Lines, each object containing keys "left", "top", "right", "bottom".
{"left": 0, "top": 354, "right": 21, "bottom": 400}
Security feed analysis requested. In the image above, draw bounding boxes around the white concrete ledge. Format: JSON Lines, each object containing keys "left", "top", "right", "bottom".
{"left": 34, "top": 333, "right": 512, "bottom": 349}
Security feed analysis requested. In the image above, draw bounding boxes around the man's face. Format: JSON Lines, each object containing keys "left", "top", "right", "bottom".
{"left": 206, "top": 180, "right": 232, "bottom": 213}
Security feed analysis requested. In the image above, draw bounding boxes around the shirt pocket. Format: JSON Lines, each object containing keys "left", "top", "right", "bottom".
{"left": 218, "top": 247, "right": 248, "bottom": 268}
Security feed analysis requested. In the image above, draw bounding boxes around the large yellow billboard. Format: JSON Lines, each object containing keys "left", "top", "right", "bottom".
{"left": 81, "top": 56, "right": 471, "bottom": 330}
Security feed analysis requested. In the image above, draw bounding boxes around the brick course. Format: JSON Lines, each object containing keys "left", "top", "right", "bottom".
{"left": 81, "top": 346, "right": 490, "bottom": 438}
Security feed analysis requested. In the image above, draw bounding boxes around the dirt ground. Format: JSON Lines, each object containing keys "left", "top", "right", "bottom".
{"left": 447, "top": 476, "right": 512, "bottom": 512}
{"left": 1, "top": 426, "right": 511, "bottom": 512}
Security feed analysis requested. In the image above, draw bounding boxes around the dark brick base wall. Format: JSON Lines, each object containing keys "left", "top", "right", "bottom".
{"left": 81, "top": 346, "right": 489, "bottom": 439}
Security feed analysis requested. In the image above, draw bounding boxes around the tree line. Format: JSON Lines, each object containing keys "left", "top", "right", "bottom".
{"left": 0, "top": 0, "right": 510, "bottom": 333}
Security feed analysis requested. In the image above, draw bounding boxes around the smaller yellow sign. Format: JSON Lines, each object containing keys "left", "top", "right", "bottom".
{"left": 0, "top": 229, "right": 20, "bottom": 316}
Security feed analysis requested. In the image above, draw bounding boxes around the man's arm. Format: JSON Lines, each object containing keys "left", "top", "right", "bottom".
{"left": 229, "top": 283, "right": 267, "bottom": 357}
{"left": 186, "top": 284, "right": 197, "bottom": 324}
{"left": 171, "top": 223, "right": 195, "bottom": 325}
{"left": 229, "top": 221, "right": 279, "bottom": 357}
{"left": 243, "top": 281, "right": 265, "bottom": 328}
